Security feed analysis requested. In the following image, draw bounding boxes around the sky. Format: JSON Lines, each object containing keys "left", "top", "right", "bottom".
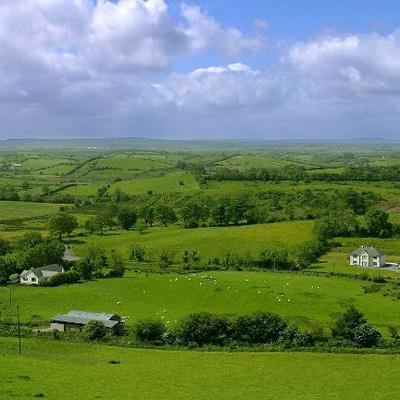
{"left": 1, "top": 0, "right": 400, "bottom": 140}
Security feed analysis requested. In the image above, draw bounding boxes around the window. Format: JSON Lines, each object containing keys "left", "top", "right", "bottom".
{"left": 23, "top": 277, "right": 28, "bottom": 281}
{"left": 31, "top": 277, "right": 36, "bottom": 282}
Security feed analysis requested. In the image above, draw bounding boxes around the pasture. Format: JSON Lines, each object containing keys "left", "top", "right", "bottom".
{"left": 0, "top": 201, "right": 63, "bottom": 221}
{"left": 2, "top": 270, "right": 400, "bottom": 333}
{"left": 1, "top": 337, "right": 400, "bottom": 400}
{"left": 72, "top": 220, "right": 314, "bottom": 260}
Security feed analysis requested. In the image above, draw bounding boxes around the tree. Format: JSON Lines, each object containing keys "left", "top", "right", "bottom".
{"left": 258, "top": 247, "right": 291, "bottom": 270}
{"left": 293, "top": 240, "right": 326, "bottom": 269}
{"left": 117, "top": 208, "right": 137, "bottom": 230}
{"left": 48, "top": 213, "right": 78, "bottom": 239}
{"left": 331, "top": 305, "right": 366, "bottom": 341}
{"left": 140, "top": 206, "right": 155, "bottom": 226}
{"left": 234, "top": 312, "right": 287, "bottom": 344}
{"left": 230, "top": 197, "right": 250, "bottom": 225}
{"left": 156, "top": 205, "right": 177, "bottom": 227}
{"left": 365, "top": 208, "right": 393, "bottom": 238}
{"left": 113, "top": 188, "right": 130, "bottom": 202}
{"left": 135, "top": 218, "right": 147, "bottom": 234}
{"left": 134, "top": 320, "right": 166, "bottom": 343}
{"left": 108, "top": 249, "right": 125, "bottom": 277}
{"left": 103, "top": 205, "right": 118, "bottom": 230}
{"left": 0, "top": 254, "right": 18, "bottom": 283}
{"left": 83, "top": 320, "right": 107, "bottom": 341}
{"left": 176, "top": 312, "right": 230, "bottom": 346}
{"left": 158, "top": 248, "right": 175, "bottom": 268}
{"left": 77, "top": 245, "right": 107, "bottom": 279}
{"left": 180, "top": 201, "right": 209, "bottom": 228}
{"left": 210, "top": 199, "right": 231, "bottom": 226}
{"left": 353, "top": 324, "right": 382, "bottom": 348}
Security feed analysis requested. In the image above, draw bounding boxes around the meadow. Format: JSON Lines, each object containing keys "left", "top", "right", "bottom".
{"left": 72, "top": 220, "right": 313, "bottom": 260}
{"left": 2, "top": 270, "right": 400, "bottom": 334}
{"left": 1, "top": 337, "right": 400, "bottom": 400}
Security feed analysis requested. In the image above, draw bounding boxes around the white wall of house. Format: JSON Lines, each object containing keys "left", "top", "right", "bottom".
{"left": 350, "top": 252, "right": 385, "bottom": 268}
{"left": 20, "top": 272, "right": 42, "bottom": 285}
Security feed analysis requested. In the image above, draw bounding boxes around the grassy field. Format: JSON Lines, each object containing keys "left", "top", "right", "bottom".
{"left": 2, "top": 270, "right": 400, "bottom": 332}
{"left": 72, "top": 221, "right": 313, "bottom": 260}
{"left": 1, "top": 337, "right": 400, "bottom": 400}
{"left": 0, "top": 201, "right": 63, "bottom": 221}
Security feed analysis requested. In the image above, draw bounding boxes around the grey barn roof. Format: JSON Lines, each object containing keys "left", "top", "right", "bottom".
{"left": 51, "top": 310, "right": 121, "bottom": 329}
{"left": 20, "top": 264, "right": 63, "bottom": 279}
{"left": 351, "top": 246, "right": 383, "bottom": 257}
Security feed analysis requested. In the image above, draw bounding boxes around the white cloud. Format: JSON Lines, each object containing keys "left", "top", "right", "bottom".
{"left": 1, "top": 2, "right": 400, "bottom": 139}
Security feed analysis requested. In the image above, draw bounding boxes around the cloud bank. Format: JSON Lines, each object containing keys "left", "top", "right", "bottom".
{"left": 0, "top": 0, "right": 400, "bottom": 139}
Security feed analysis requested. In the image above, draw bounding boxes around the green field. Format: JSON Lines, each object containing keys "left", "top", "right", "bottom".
{"left": 0, "top": 201, "right": 63, "bottom": 221}
{"left": 2, "top": 270, "right": 400, "bottom": 333}
{"left": 1, "top": 337, "right": 399, "bottom": 400}
{"left": 72, "top": 221, "right": 313, "bottom": 260}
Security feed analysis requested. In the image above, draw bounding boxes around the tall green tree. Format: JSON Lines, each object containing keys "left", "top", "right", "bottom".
{"left": 48, "top": 213, "right": 78, "bottom": 239}
{"left": 156, "top": 205, "right": 177, "bottom": 227}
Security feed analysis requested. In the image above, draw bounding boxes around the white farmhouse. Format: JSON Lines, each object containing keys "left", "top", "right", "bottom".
{"left": 20, "top": 264, "right": 64, "bottom": 285}
{"left": 349, "top": 246, "right": 385, "bottom": 268}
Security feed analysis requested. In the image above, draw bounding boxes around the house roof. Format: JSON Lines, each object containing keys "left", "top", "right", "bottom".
{"left": 20, "top": 264, "right": 63, "bottom": 279}
{"left": 51, "top": 310, "right": 121, "bottom": 329}
{"left": 351, "top": 246, "right": 383, "bottom": 257}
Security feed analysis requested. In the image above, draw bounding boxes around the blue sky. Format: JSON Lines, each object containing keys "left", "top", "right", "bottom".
{"left": 1, "top": 0, "right": 400, "bottom": 140}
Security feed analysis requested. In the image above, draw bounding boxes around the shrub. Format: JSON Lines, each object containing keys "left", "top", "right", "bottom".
{"left": 45, "top": 270, "right": 81, "bottom": 287}
{"left": 158, "top": 248, "right": 175, "bottom": 269}
{"left": 331, "top": 306, "right": 366, "bottom": 341}
{"left": 134, "top": 320, "right": 166, "bottom": 343}
{"left": 353, "top": 324, "right": 382, "bottom": 348}
{"left": 83, "top": 320, "right": 107, "bottom": 341}
{"left": 175, "top": 312, "right": 230, "bottom": 346}
{"left": 233, "top": 312, "right": 287, "bottom": 344}
{"left": 130, "top": 245, "right": 146, "bottom": 262}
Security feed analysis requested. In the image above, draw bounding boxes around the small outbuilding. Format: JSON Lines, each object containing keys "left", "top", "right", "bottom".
{"left": 349, "top": 245, "right": 385, "bottom": 268}
{"left": 20, "top": 264, "right": 64, "bottom": 285}
{"left": 51, "top": 310, "right": 123, "bottom": 336}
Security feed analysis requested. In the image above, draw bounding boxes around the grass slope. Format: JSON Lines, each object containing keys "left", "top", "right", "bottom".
{"left": 2, "top": 270, "right": 400, "bottom": 332}
{"left": 1, "top": 337, "right": 399, "bottom": 400}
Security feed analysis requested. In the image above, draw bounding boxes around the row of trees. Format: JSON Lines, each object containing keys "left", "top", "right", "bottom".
{"left": 313, "top": 208, "right": 395, "bottom": 241}
{"left": 129, "top": 240, "right": 328, "bottom": 271}
{"left": 208, "top": 165, "right": 400, "bottom": 183}
{"left": 130, "top": 306, "right": 381, "bottom": 349}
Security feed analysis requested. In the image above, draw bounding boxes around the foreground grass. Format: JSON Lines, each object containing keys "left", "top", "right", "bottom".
{"left": 1, "top": 337, "right": 399, "bottom": 400}
{"left": 2, "top": 270, "right": 400, "bottom": 332}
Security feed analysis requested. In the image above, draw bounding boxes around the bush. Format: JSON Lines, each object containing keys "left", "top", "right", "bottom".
{"left": 130, "top": 245, "right": 146, "bottom": 262}
{"left": 175, "top": 312, "right": 230, "bottom": 346}
{"left": 45, "top": 270, "right": 81, "bottom": 287}
{"left": 83, "top": 320, "right": 107, "bottom": 341}
{"left": 134, "top": 320, "right": 166, "bottom": 343}
{"left": 331, "top": 306, "right": 366, "bottom": 341}
{"left": 233, "top": 312, "right": 287, "bottom": 344}
{"left": 353, "top": 324, "right": 382, "bottom": 348}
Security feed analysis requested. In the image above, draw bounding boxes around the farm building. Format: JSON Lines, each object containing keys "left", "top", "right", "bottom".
{"left": 20, "top": 264, "right": 64, "bottom": 285}
{"left": 349, "top": 246, "right": 385, "bottom": 268}
{"left": 51, "top": 310, "right": 123, "bottom": 336}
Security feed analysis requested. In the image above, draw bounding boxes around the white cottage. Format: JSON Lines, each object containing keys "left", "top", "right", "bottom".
{"left": 20, "top": 264, "right": 64, "bottom": 285}
{"left": 349, "top": 246, "right": 385, "bottom": 268}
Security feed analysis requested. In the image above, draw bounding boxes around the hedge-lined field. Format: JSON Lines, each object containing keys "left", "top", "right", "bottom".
{"left": 2, "top": 270, "right": 400, "bottom": 332}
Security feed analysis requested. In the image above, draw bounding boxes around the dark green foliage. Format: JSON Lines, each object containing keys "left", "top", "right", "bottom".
{"left": 257, "top": 247, "right": 291, "bottom": 270}
{"left": 233, "top": 312, "right": 287, "bottom": 344}
{"left": 158, "top": 248, "right": 175, "bottom": 268}
{"left": 48, "top": 212, "right": 78, "bottom": 239}
{"left": 45, "top": 270, "right": 81, "bottom": 287}
{"left": 0, "top": 238, "right": 10, "bottom": 256}
{"left": 353, "top": 324, "right": 382, "bottom": 348}
{"left": 180, "top": 200, "right": 209, "bottom": 228}
{"left": 176, "top": 312, "right": 231, "bottom": 346}
{"left": 331, "top": 306, "right": 367, "bottom": 341}
{"left": 134, "top": 320, "right": 166, "bottom": 343}
{"left": 140, "top": 206, "right": 155, "bottom": 226}
{"left": 365, "top": 208, "right": 393, "bottom": 238}
{"left": 77, "top": 245, "right": 107, "bottom": 279}
{"left": 117, "top": 208, "right": 138, "bottom": 230}
{"left": 293, "top": 240, "right": 328, "bottom": 269}
{"left": 83, "top": 320, "right": 107, "bottom": 341}
{"left": 156, "top": 204, "right": 177, "bottom": 227}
